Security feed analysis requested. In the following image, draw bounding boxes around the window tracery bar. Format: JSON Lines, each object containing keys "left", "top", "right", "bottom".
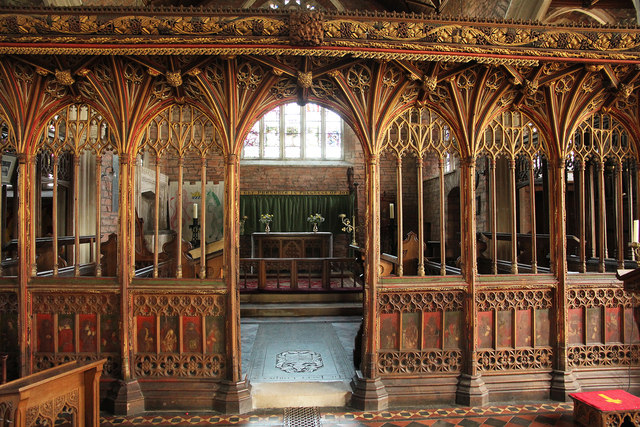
{"left": 153, "top": 154, "right": 160, "bottom": 278}
{"left": 529, "top": 158, "right": 537, "bottom": 274}
{"left": 509, "top": 158, "right": 518, "bottom": 275}
{"left": 589, "top": 164, "right": 597, "bottom": 259}
{"left": 578, "top": 160, "right": 586, "bottom": 273}
{"left": 95, "top": 154, "right": 102, "bottom": 277}
{"left": 73, "top": 153, "right": 80, "bottom": 277}
{"left": 490, "top": 157, "right": 497, "bottom": 275}
{"left": 616, "top": 161, "right": 624, "bottom": 269}
{"left": 396, "top": 156, "right": 403, "bottom": 277}
{"left": 177, "top": 157, "right": 184, "bottom": 279}
{"left": 629, "top": 164, "right": 635, "bottom": 261}
{"left": 52, "top": 154, "right": 59, "bottom": 277}
{"left": 597, "top": 160, "right": 606, "bottom": 272}
{"left": 438, "top": 157, "right": 445, "bottom": 276}
{"left": 200, "top": 157, "right": 206, "bottom": 279}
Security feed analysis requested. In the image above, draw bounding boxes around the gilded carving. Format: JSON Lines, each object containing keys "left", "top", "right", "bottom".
{"left": 166, "top": 71, "right": 182, "bottom": 88}
{"left": 377, "top": 350, "right": 462, "bottom": 374}
{"left": 134, "top": 353, "right": 224, "bottom": 378}
{"left": 297, "top": 70, "right": 312, "bottom": 89}
{"left": 289, "top": 11, "right": 324, "bottom": 46}
{"left": 54, "top": 69, "right": 74, "bottom": 86}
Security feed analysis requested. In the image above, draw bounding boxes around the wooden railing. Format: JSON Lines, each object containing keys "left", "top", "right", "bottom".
{"left": 0, "top": 359, "right": 105, "bottom": 427}
{"left": 239, "top": 257, "right": 362, "bottom": 291}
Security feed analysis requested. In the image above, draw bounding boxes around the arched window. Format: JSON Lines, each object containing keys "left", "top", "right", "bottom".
{"left": 242, "top": 103, "right": 343, "bottom": 162}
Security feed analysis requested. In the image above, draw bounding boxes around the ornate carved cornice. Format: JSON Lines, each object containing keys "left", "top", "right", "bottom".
{"left": 0, "top": 8, "right": 640, "bottom": 63}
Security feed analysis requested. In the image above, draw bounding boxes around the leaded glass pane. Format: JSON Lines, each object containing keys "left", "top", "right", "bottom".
{"left": 284, "top": 104, "right": 301, "bottom": 158}
{"left": 243, "top": 122, "right": 260, "bottom": 158}
{"left": 264, "top": 108, "right": 280, "bottom": 158}
{"left": 325, "top": 110, "right": 342, "bottom": 159}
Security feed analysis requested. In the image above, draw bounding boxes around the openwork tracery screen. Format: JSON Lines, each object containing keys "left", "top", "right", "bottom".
{"left": 138, "top": 104, "right": 222, "bottom": 280}
{"left": 568, "top": 113, "right": 637, "bottom": 273}
{"left": 381, "top": 106, "right": 461, "bottom": 277}
{"left": 32, "top": 104, "right": 116, "bottom": 278}
{"left": 476, "top": 110, "right": 549, "bottom": 275}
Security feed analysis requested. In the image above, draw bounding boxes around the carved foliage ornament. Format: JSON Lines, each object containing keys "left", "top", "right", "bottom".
{"left": 289, "top": 11, "right": 324, "bottom": 46}
{"left": 567, "top": 344, "right": 640, "bottom": 368}
{"left": 568, "top": 287, "right": 638, "bottom": 309}
{"left": 34, "top": 354, "right": 121, "bottom": 378}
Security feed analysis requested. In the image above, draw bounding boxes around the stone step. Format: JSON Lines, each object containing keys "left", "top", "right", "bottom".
{"left": 241, "top": 301, "right": 362, "bottom": 317}
{"left": 251, "top": 381, "right": 352, "bottom": 409}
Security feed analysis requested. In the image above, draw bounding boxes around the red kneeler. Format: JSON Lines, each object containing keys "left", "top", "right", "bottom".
{"left": 570, "top": 389, "right": 640, "bottom": 427}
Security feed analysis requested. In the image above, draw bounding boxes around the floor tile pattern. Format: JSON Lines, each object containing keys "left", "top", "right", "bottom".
{"left": 100, "top": 402, "right": 576, "bottom": 426}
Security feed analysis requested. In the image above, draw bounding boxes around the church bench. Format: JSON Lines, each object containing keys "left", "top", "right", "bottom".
{"left": 0, "top": 359, "right": 105, "bottom": 427}
{"left": 570, "top": 389, "right": 640, "bottom": 427}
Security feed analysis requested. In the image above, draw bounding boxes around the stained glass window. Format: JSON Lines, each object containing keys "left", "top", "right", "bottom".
{"left": 242, "top": 103, "right": 343, "bottom": 161}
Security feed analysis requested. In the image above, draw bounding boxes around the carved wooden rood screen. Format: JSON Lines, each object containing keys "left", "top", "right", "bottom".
{"left": 0, "top": 5, "right": 640, "bottom": 415}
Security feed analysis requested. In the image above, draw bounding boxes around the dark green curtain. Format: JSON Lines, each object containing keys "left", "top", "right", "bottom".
{"left": 240, "top": 194, "right": 353, "bottom": 234}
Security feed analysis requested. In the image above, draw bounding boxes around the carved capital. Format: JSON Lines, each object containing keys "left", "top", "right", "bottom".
{"left": 166, "top": 71, "right": 183, "bottom": 87}
{"left": 297, "top": 70, "right": 312, "bottom": 89}
{"left": 35, "top": 67, "right": 49, "bottom": 76}
{"left": 289, "top": 11, "right": 324, "bottom": 46}
{"left": 77, "top": 68, "right": 90, "bottom": 77}
{"left": 55, "top": 69, "right": 75, "bottom": 86}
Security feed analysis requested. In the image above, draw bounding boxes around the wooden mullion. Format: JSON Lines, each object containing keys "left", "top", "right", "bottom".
{"left": 396, "top": 155, "right": 403, "bottom": 276}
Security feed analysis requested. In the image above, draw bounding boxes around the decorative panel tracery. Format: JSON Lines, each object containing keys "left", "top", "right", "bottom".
{"left": 377, "top": 350, "right": 462, "bottom": 374}
{"left": 568, "top": 344, "right": 640, "bottom": 368}
{"left": 32, "top": 292, "right": 119, "bottom": 314}
{"left": 383, "top": 106, "right": 460, "bottom": 160}
{"left": 476, "top": 288, "right": 553, "bottom": 311}
{"left": 477, "top": 348, "right": 553, "bottom": 371}
{"left": 567, "top": 287, "right": 638, "bottom": 309}
{"left": 379, "top": 290, "right": 464, "bottom": 313}
{"left": 132, "top": 293, "right": 225, "bottom": 317}
{"left": 134, "top": 353, "right": 225, "bottom": 378}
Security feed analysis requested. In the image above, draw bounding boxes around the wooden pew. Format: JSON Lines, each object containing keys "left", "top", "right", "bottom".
{"left": 189, "top": 239, "right": 224, "bottom": 279}
{"left": 0, "top": 359, "right": 105, "bottom": 427}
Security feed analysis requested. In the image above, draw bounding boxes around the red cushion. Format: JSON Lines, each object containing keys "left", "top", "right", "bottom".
{"left": 570, "top": 390, "right": 640, "bottom": 412}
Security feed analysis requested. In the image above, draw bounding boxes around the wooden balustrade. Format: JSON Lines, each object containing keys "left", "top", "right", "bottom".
{"left": 0, "top": 359, "right": 105, "bottom": 427}
{"left": 239, "top": 257, "right": 361, "bottom": 291}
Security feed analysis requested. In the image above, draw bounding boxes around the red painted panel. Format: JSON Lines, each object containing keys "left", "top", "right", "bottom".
{"left": 422, "top": 311, "right": 442, "bottom": 349}
{"left": 137, "top": 315, "right": 156, "bottom": 353}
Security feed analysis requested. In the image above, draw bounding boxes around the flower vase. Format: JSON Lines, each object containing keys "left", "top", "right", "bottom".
{"left": 265, "top": 223, "right": 270, "bottom": 234}
{"left": 312, "top": 223, "right": 318, "bottom": 233}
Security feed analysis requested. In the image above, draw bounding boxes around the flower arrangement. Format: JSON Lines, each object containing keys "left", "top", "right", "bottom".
{"left": 259, "top": 213, "right": 273, "bottom": 224}
{"left": 307, "top": 213, "right": 325, "bottom": 224}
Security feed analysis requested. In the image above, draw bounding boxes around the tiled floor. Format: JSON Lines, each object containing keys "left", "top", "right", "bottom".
{"left": 101, "top": 402, "right": 577, "bottom": 425}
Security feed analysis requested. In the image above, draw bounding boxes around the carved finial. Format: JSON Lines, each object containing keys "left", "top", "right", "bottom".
{"left": 55, "top": 69, "right": 75, "bottom": 86}
{"left": 289, "top": 11, "right": 324, "bottom": 46}
{"left": 77, "top": 68, "right": 90, "bottom": 77}
{"left": 328, "top": 70, "right": 340, "bottom": 79}
{"left": 524, "top": 79, "right": 539, "bottom": 96}
{"left": 586, "top": 64, "right": 604, "bottom": 73}
{"left": 297, "top": 71, "right": 312, "bottom": 89}
{"left": 166, "top": 71, "right": 183, "bottom": 87}
{"left": 618, "top": 82, "right": 634, "bottom": 99}
{"left": 35, "top": 67, "right": 49, "bottom": 76}
{"left": 422, "top": 76, "right": 437, "bottom": 92}
{"left": 147, "top": 68, "right": 161, "bottom": 77}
